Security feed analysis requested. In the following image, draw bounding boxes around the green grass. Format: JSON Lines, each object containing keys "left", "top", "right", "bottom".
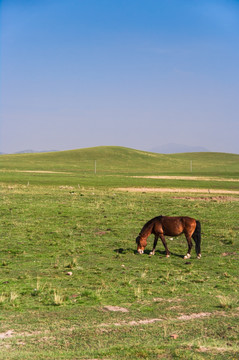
{"left": 1, "top": 146, "right": 239, "bottom": 191}
{"left": 0, "top": 147, "right": 238, "bottom": 359}
{"left": 1, "top": 146, "right": 239, "bottom": 175}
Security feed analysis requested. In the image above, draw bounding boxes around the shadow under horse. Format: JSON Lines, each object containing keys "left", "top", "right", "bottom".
{"left": 136, "top": 216, "right": 201, "bottom": 259}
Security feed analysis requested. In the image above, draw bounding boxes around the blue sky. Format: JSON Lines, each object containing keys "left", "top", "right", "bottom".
{"left": 1, "top": 0, "right": 239, "bottom": 154}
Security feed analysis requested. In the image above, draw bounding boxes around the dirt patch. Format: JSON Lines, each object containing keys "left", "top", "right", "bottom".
{"left": 0, "top": 329, "right": 49, "bottom": 340}
{"left": 126, "top": 319, "right": 163, "bottom": 326}
{"left": 221, "top": 252, "right": 237, "bottom": 257}
{"left": 95, "top": 229, "right": 111, "bottom": 236}
{"left": 101, "top": 318, "right": 163, "bottom": 327}
{"left": 117, "top": 187, "right": 239, "bottom": 195}
{"left": 99, "top": 312, "right": 213, "bottom": 328}
{"left": 95, "top": 230, "right": 108, "bottom": 236}
{"left": 19, "top": 170, "right": 70, "bottom": 174}
{"left": 198, "top": 346, "right": 229, "bottom": 353}
{"left": 177, "top": 312, "right": 211, "bottom": 321}
{"left": 0, "top": 330, "right": 14, "bottom": 339}
{"left": 59, "top": 185, "right": 75, "bottom": 189}
{"left": 153, "top": 298, "right": 182, "bottom": 303}
{"left": 173, "top": 196, "right": 239, "bottom": 202}
{"left": 103, "top": 306, "right": 129, "bottom": 313}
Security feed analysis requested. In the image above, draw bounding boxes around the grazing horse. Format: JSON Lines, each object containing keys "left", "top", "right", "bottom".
{"left": 136, "top": 216, "right": 201, "bottom": 259}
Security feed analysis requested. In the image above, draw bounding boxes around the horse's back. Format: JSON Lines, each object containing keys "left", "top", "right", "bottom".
{"left": 159, "top": 216, "right": 196, "bottom": 236}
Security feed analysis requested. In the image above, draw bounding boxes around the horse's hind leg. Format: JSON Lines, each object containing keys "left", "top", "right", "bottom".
{"left": 159, "top": 234, "right": 170, "bottom": 257}
{"left": 184, "top": 235, "right": 193, "bottom": 259}
{"left": 150, "top": 235, "right": 158, "bottom": 255}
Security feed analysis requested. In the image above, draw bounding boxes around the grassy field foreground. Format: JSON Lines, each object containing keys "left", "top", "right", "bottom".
{"left": 0, "top": 148, "right": 239, "bottom": 359}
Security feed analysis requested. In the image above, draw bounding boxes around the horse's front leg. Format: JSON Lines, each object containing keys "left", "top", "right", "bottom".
{"left": 150, "top": 235, "right": 158, "bottom": 255}
{"left": 159, "top": 234, "right": 170, "bottom": 257}
{"left": 184, "top": 235, "right": 193, "bottom": 259}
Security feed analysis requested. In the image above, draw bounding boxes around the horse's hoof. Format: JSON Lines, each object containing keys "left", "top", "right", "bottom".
{"left": 184, "top": 254, "right": 191, "bottom": 259}
{"left": 150, "top": 251, "right": 155, "bottom": 256}
{"left": 197, "top": 254, "right": 201, "bottom": 259}
{"left": 166, "top": 254, "right": 170, "bottom": 258}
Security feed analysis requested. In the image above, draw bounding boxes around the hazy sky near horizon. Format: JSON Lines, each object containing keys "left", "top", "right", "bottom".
{"left": 1, "top": 0, "right": 239, "bottom": 154}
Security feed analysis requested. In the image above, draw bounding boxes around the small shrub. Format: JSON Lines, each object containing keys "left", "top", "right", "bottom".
{"left": 217, "top": 295, "right": 235, "bottom": 309}
{"left": 65, "top": 257, "right": 78, "bottom": 269}
{"left": 9, "top": 292, "right": 18, "bottom": 302}
{"left": 53, "top": 290, "right": 65, "bottom": 306}
{"left": 134, "top": 285, "right": 143, "bottom": 300}
{"left": 0, "top": 294, "right": 7, "bottom": 305}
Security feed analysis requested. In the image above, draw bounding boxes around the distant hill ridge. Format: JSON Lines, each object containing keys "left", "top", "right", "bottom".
{"left": 15, "top": 149, "right": 58, "bottom": 154}
{"left": 150, "top": 143, "right": 209, "bottom": 154}
{"left": 2, "top": 143, "right": 238, "bottom": 155}
{"left": 1, "top": 146, "right": 239, "bottom": 175}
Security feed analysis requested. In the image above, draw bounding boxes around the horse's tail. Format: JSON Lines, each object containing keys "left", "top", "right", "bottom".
{"left": 192, "top": 220, "right": 201, "bottom": 256}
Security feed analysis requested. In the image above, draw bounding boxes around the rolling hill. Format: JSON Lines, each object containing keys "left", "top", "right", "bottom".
{"left": 0, "top": 146, "right": 239, "bottom": 176}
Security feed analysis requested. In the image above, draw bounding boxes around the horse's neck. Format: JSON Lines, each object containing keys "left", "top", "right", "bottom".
{"left": 141, "top": 222, "right": 154, "bottom": 238}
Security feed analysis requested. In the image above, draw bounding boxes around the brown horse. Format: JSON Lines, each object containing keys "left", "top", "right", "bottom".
{"left": 136, "top": 216, "right": 201, "bottom": 259}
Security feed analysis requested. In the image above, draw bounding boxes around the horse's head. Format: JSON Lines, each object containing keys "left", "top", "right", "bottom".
{"left": 136, "top": 235, "right": 147, "bottom": 254}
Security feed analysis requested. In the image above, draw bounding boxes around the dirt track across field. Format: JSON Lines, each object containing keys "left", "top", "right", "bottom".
{"left": 130, "top": 176, "right": 239, "bottom": 182}
{"left": 117, "top": 187, "right": 239, "bottom": 195}
{"left": 0, "top": 170, "right": 71, "bottom": 174}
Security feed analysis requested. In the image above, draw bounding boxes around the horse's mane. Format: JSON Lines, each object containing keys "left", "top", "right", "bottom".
{"left": 139, "top": 215, "right": 162, "bottom": 236}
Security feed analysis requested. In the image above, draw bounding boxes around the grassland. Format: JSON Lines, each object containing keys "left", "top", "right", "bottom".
{"left": 0, "top": 147, "right": 239, "bottom": 359}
